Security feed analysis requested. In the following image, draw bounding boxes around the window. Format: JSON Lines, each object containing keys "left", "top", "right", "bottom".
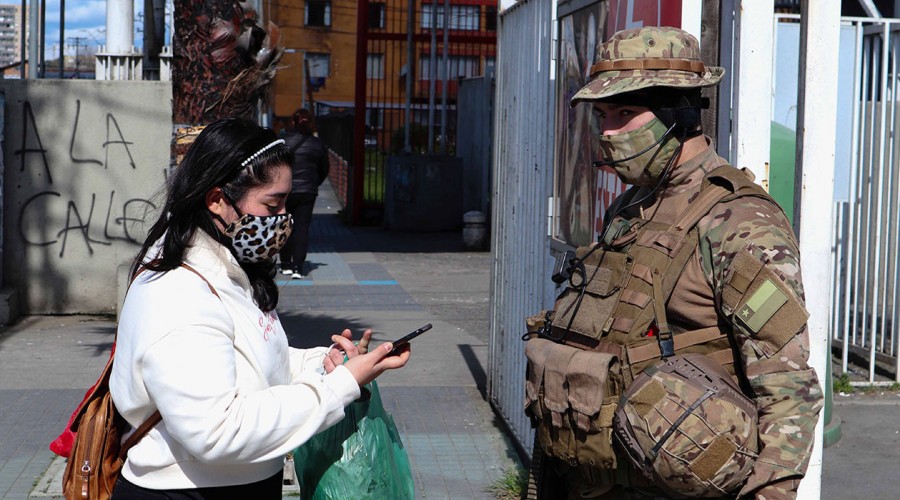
{"left": 305, "top": 0, "right": 331, "bottom": 27}
{"left": 305, "top": 52, "right": 331, "bottom": 89}
{"left": 368, "top": 2, "right": 386, "bottom": 29}
{"left": 421, "top": 5, "right": 480, "bottom": 31}
{"left": 485, "top": 6, "right": 498, "bottom": 31}
{"left": 419, "top": 55, "right": 479, "bottom": 80}
{"left": 365, "top": 108, "right": 384, "bottom": 129}
{"left": 366, "top": 53, "right": 385, "bottom": 79}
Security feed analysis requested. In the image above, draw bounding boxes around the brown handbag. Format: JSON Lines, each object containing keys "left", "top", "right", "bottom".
{"left": 62, "top": 353, "right": 161, "bottom": 500}
{"left": 62, "top": 263, "right": 218, "bottom": 499}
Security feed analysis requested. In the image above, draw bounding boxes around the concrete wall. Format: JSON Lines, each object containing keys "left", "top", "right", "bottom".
{"left": 0, "top": 80, "right": 172, "bottom": 314}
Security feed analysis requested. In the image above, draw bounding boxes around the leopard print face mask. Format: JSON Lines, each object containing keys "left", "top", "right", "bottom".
{"left": 223, "top": 212, "right": 294, "bottom": 264}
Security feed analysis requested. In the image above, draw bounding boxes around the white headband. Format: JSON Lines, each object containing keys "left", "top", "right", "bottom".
{"left": 240, "top": 139, "right": 285, "bottom": 168}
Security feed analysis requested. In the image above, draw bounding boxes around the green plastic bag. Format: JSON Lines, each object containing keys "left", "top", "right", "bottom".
{"left": 294, "top": 380, "right": 414, "bottom": 499}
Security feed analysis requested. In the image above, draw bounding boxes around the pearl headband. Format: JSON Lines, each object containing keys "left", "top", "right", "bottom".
{"left": 240, "top": 139, "right": 285, "bottom": 168}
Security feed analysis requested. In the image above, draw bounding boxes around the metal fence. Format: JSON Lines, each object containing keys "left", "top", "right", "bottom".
{"left": 488, "top": 0, "right": 556, "bottom": 456}
{"left": 828, "top": 17, "right": 900, "bottom": 385}
{"left": 352, "top": 0, "right": 498, "bottom": 219}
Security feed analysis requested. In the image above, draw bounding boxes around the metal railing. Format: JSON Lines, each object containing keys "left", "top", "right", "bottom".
{"left": 826, "top": 16, "right": 900, "bottom": 385}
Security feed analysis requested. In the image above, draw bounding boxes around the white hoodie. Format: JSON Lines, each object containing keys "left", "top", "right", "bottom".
{"left": 110, "top": 230, "right": 360, "bottom": 489}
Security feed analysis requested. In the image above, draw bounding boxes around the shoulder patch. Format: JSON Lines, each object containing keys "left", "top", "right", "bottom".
{"left": 736, "top": 279, "right": 787, "bottom": 333}
{"left": 726, "top": 251, "right": 808, "bottom": 356}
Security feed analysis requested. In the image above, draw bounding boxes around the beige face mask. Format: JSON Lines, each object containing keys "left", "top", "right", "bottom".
{"left": 597, "top": 117, "right": 680, "bottom": 186}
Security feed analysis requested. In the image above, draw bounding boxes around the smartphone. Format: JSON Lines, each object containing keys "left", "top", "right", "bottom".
{"left": 389, "top": 323, "right": 433, "bottom": 354}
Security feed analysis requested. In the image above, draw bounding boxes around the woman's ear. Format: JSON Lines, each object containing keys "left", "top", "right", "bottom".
{"left": 205, "top": 187, "right": 228, "bottom": 217}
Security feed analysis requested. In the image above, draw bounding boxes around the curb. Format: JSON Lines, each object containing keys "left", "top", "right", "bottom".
{"left": 31, "top": 456, "right": 301, "bottom": 498}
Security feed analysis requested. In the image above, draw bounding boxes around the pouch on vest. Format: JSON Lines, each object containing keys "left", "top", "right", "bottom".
{"left": 524, "top": 338, "right": 623, "bottom": 469}
{"left": 550, "top": 250, "right": 634, "bottom": 343}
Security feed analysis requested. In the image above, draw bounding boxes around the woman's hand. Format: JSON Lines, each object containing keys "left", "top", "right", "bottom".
{"left": 356, "top": 329, "right": 372, "bottom": 354}
{"left": 322, "top": 328, "right": 373, "bottom": 373}
{"left": 323, "top": 331, "right": 410, "bottom": 385}
{"left": 342, "top": 341, "right": 410, "bottom": 387}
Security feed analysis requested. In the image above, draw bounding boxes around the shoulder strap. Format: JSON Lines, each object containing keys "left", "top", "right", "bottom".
{"left": 671, "top": 183, "right": 732, "bottom": 232}
{"left": 289, "top": 134, "right": 310, "bottom": 154}
{"left": 666, "top": 163, "right": 774, "bottom": 239}
{"left": 180, "top": 263, "right": 221, "bottom": 298}
{"left": 115, "top": 263, "right": 219, "bottom": 459}
{"left": 646, "top": 169, "right": 742, "bottom": 355}
{"left": 119, "top": 410, "right": 162, "bottom": 459}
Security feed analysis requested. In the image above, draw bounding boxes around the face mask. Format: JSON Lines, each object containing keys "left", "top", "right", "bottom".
{"left": 597, "top": 117, "right": 680, "bottom": 186}
{"left": 219, "top": 200, "right": 294, "bottom": 264}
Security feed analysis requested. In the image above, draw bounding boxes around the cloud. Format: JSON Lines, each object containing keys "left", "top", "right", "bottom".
{"left": 44, "top": 1, "right": 115, "bottom": 26}
{"left": 42, "top": 0, "right": 145, "bottom": 48}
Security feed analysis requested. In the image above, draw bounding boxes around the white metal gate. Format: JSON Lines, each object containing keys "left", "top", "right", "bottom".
{"left": 830, "top": 17, "right": 900, "bottom": 385}
{"left": 488, "top": 0, "right": 557, "bottom": 454}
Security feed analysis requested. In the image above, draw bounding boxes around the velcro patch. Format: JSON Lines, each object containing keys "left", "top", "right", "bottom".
{"left": 690, "top": 435, "right": 737, "bottom": 481}
{"left": 736, "top": 279, "right": 787, "bottom": 333}
{"left": 630, "top": 378, "right": 666, "bottom": 418}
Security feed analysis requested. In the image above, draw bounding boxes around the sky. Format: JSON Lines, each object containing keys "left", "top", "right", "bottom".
{"left": 39, "top": 0, "right": 155, "bottom": 55}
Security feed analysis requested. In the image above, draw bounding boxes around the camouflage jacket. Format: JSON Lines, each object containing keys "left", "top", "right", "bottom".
{"left": 610, "top": 139, "right": 824, "bottom": 499}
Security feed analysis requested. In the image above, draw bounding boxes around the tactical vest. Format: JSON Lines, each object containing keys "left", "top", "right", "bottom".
{"left": 524, "top": 165, "right": 775, "bottom": 478}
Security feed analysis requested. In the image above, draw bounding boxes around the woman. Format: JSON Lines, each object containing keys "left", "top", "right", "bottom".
{"left": 109, "top": 118, "right": 409, "bottom": 497}
{"left": 279, "top": 108, "right": 330, "bottom": 279}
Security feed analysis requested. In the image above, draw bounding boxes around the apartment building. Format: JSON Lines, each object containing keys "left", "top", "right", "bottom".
{"left": 0, "top": 4, "right": 25, "bottom": 72}
{"left": 269, "top": 0, "right": 497, "bottom": 149}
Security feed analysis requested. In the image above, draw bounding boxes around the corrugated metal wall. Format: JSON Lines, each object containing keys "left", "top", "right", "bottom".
{"left": 457, "top": 73, "right": 495, "bottom": 215}
{"left": 488, "top": 0, "right": 556, "bottom": 455}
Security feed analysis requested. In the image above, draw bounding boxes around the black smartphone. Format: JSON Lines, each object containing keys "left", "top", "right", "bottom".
{"left": 389, "top": 323, "right": 433, "bottom": 354}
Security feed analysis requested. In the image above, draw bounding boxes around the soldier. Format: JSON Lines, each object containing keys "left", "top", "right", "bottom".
{"left": 523, "top": 26, "right": 823, "bottom": 499}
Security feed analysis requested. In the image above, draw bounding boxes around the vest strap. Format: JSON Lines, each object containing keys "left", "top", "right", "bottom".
{"left": 671, "top": 183, "right": 731, "bottom": 234}
{"left": 707, "top": 348, "right": 736, "bottom": 366}
{"left": 620, "top": 289, "right": 652, "bottom": 308}
{"left": 626, "top": 326, "right": 726, "bottom": 365}
{"left": 610, "top": 316, "right": 636, "bottom": 333}
{"left": 631, "top": 263, "right": 654, "bottom": 285}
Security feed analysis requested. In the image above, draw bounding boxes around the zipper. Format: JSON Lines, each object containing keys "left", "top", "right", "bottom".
{"left": 80, "top": 460, "right": 90, "bottom": 499}
{"left": 78, "top": 404, "right": 98, "bottom": 500}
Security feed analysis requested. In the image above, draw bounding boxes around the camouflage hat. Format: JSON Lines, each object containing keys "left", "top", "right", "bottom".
{"left": 571, "top": 26, "right": 724, "bottom": 105}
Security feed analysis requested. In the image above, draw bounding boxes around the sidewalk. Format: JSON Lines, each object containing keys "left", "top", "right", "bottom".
{"left": 0, "top": 180, "right": 520, "bottom": 500}
{"left": 1, "top": 180, "right": 899, "bottom": 499}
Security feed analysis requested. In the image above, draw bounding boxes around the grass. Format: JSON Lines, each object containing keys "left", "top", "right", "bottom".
{"left": 486, "top": 466, "right": 528, "bottom": 500}
{"left": 833, "top": 373, "right": 853, "bottom": 394}
{"left": 363, "top": 150, "right": 386, "bottom": 204}
{"left": 833, "top": 373, "right": 900, "bottom": 394}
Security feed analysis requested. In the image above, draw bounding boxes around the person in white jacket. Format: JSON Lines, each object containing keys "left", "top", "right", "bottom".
{"left": 109, "top": 117, "right": 410, "bottom": 498}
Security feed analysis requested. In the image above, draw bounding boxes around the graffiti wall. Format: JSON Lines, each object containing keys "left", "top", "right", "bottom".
{"left": 0, "top": 80, "right": 172, "bottom": 314}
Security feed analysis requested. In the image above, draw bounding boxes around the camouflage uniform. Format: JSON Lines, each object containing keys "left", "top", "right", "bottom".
{"left": 542, "top": 27, "right": 824, "bottom": 499}
{"left": 611, "top": 145, "right": 822, "bottom": 499}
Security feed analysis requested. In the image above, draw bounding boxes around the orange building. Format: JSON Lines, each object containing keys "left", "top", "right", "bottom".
{"left": 269, "top": 0, "right": 497, "bottom": 150}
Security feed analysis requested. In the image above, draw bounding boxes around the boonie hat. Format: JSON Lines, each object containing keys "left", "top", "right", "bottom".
{"left": 571, "top": 26, "right": 724, "bottom": 105}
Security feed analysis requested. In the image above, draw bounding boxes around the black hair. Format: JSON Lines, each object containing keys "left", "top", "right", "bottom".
{"left": 132, "top": 117, "right": 293, "bottom": 311}
{"left": 292, "top": 108, "right": 314, "bottom": 135}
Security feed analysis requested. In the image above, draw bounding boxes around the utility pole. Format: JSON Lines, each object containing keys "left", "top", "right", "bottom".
{"left": 67, "top": 36, "right": 86, "bottom": 78}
